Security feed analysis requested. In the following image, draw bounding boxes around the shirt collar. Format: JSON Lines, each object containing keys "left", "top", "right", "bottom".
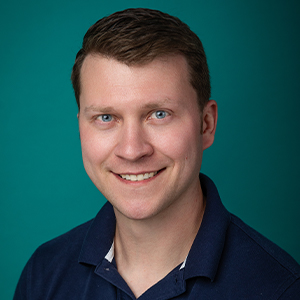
{"left": 79, "top": 173, "right": 231, "bottom": 282}
{"left": 183, "top": 173, "right": 231, "bottom": 281}
{"left": 78, "top": 201, "right": 116, "bottom": 266}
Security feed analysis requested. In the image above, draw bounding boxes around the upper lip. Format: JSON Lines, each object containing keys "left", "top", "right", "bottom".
{"left": 119, "top": 171, "right": 157, "bottom": 175}
{"left": 113, "top": 168, "right": 165, "bottom": 175}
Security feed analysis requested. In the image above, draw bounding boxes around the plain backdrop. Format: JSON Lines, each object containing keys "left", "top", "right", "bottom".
{"left": 1, "top": 0, "right": 299, "bottom": 299}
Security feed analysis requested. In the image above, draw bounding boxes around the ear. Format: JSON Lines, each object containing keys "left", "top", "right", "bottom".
{"left": 202, "top": 100, "right": 218, "bottom": 150}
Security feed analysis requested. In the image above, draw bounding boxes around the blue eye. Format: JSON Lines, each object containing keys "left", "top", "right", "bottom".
{"left": 99, "top": 114, "right": 113, "bottom": 122}
{"left": 153, "top": 110, "right": 167, "bottom": 119}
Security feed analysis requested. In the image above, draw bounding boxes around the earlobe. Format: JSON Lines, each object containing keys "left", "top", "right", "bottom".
{"left": 202, "top": 100, "right": 218, "bottom": 150}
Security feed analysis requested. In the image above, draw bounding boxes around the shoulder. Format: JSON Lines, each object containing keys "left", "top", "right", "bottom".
{"left": 28, "top": 219, "right": 94, "bottom": 274}
{"left": 13, "top": 219, "right": 95, "bottom": 300}
{"left": 33, "top": 219, "right": 93, "bottom": 262}
{"left": 224, "top": 214, "right": 300, "bottom": 298}
{"left": 229, "top": 214, "right": 300, "bottom": 274}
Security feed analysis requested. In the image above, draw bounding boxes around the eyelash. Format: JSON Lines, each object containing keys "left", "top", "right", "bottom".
{"left": 150, "top": 110, "right": 169, "bottom": 119}
{"left": 94, "top": 110, "right": 170, "bottom": 124}
{"left": 96, "top": 114, "right": 113, "bottom": 122}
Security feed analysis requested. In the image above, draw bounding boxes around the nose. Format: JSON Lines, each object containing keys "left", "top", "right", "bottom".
{"left": 114, "top": 121, "right": 154, "bottom": 161}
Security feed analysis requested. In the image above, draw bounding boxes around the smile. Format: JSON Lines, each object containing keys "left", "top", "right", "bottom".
{"left": 119, "top": 171, "right": 158, "bottom": 181}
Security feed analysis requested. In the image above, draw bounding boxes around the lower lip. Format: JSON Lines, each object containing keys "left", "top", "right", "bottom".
{"left": 114, "top": 169, "right": 164, "bottom": 184}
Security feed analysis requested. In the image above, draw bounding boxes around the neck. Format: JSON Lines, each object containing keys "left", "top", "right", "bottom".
{"left": 113, "top": 182, "right": 205, "bottom": 297}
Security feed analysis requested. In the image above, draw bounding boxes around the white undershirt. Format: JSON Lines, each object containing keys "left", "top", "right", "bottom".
{"left": 104, "top": 241, "right": 187, "bottom": 270}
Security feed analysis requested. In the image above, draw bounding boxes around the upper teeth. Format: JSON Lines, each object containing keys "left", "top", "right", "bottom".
{"left": 120, "top": 171, "right": 158, "bottom": 181}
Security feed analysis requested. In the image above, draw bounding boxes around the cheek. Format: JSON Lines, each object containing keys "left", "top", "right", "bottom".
{"left": 155, "top": 122, "right": 202, "bottom": 161}
{"left": 79, "top": 127, "right": 109, "bottom": 166}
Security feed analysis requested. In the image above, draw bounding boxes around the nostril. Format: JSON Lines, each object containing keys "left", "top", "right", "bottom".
{"left": 114, "top": 137, "right": 154, "bottom": 161}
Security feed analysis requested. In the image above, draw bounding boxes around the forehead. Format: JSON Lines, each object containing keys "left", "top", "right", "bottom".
{"left": 79, "top": 54, "right": 198, "bottom": 111}
{"left": 80, "top": 53, "right": 190, "bottom": 81}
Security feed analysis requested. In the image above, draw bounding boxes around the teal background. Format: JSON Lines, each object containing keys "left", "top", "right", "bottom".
{"left": 1, "top": 0, "right": 299, "bottom": 298}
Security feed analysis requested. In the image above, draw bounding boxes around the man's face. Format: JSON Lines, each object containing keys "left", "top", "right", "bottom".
{"left": 78, "top": 54, "right": 206, "bottom": 221}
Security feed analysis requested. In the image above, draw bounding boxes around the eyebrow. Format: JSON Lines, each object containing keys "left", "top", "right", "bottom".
{"left": 83, "top": 98, "right": 175, "bottom": 114}
{"left": 142, "top": 98, "right": 174, "bottom": 110}
{"left": 84, "top": 105, "right": 116, "bottom": 114}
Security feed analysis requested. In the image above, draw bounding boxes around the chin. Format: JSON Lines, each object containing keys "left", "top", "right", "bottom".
{"left": 113, "top": 200, "right": 163, "bottom": 221}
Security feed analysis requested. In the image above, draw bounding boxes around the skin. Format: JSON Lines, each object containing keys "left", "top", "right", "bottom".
{"left": 78, "top": 54, "right": 217, "bottom": 297}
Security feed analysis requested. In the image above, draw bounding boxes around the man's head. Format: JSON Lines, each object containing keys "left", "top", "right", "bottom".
{"left": 75, "top": 9, "right": 217, "bottom": 221}
{"left": 71, "top": 8, "right": 210, "bottom": 111}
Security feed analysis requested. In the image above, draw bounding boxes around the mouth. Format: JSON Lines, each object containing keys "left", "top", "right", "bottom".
{"left": 118, "top": 170, "right": 163, "bottom": 182}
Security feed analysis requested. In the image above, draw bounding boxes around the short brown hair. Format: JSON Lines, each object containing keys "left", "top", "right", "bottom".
{"left": 71, "top": 8, "right": 210, "bottom": 110}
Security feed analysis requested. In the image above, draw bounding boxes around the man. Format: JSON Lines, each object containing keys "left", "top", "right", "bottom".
{"left": 14, "top": 8, "right": 300, "bottom": 299}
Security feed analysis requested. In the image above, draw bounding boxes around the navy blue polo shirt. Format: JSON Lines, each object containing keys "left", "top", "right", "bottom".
{"left": 14, "top": 174, "right": 300, "bottom": 299}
